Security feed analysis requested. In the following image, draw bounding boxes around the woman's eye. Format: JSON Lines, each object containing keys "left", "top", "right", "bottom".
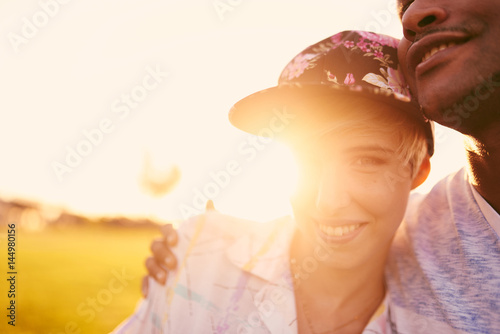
{"left": 353, "top": 157, "right": 380, "bottom": 166}
{"left": 350, "top": 157, "right": 386, "bottom": 170}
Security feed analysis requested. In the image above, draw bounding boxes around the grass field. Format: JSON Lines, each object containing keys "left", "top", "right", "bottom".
{"left": 1, "top": 224, "right": 160, "bottom": 334}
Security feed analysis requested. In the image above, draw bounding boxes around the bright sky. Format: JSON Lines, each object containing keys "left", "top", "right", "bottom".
{"left": 0, "top": 0, "right": 466, "bottom": 223}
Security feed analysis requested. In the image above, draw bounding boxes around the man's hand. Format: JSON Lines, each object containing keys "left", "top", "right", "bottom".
{"left": 141, "top": 200, "right": 215, "bottom": 297}
{"left": 142, "top": 224, "right": 179, "bottom": 297}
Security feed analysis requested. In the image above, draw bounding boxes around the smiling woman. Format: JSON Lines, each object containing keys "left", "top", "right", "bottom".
{"left": 290, "top": 98, "right": 429, "bottom": 275}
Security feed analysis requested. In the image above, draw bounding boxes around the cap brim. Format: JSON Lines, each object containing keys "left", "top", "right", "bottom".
{"left": 232, "top": 84, "right": 417, "bottom": 130}
{"left": 229, "top": 83, "right": 434, "bottom": 156}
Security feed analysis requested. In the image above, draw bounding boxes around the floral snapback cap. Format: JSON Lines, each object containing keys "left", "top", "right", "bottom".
{"left": 229, "top": 30, "right": 434, "bottom": 156}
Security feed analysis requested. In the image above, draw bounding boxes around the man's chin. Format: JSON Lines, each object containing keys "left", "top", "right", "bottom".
{"left": 409, "top": 85, "right": 442, "bottom": 122}
{"left": 416, "top": 85, "right": 464, "bottom": 127}
{"left": 421, "top": 105, "right": 465, "bottom": 132}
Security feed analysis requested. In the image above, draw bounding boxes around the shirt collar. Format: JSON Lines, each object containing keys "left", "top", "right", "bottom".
{"left": 469, "top": 177, "right": 500, "bottom": 238}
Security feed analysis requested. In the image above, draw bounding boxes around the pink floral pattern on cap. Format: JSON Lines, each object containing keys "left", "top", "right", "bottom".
{"left": 278, "top": 30, "right": 412, "bottom": 101}
{"left": 280, "top": 53, "right": 318, "bottom": 81}
{"left": 357, "top": 31, "right": 400, "bottom": 48}
{"left": 344, "top": 73, "right": 355, "bottom": 85}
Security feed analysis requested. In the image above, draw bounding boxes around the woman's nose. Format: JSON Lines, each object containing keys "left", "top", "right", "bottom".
{"left": 315, "top": 174, "right": 351, "bottom": 216}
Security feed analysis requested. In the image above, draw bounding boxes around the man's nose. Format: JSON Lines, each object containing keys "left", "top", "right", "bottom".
{"left": 402, "top": 2, "right": 448, "bottom": 42}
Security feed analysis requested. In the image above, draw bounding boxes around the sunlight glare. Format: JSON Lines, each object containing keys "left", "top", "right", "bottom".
{"left": 215, "top": 141, "right": 299, "bottom": 223}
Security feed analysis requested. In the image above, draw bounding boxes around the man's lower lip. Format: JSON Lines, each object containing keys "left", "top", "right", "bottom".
{"left": 415, "top": 44, "right": 460, "bottom": 78}
{"left": 316, "top": 223, "right": 366, "bottom": 244}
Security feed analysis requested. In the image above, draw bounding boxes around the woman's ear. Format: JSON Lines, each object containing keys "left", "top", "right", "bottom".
{"left": 411, "top": 154, "right": 431, "bottom": 190}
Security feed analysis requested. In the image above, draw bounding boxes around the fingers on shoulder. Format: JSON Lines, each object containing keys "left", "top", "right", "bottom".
{"left": 145, "top": 256, "right": 168, "bottom": 285}
{"left": 160, "top": 223, "right": 178, "bottom": 246}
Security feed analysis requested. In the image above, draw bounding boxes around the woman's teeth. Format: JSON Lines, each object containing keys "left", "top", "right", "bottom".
{"left": 319, "top": 223, "right": 361, "bottom": 237}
